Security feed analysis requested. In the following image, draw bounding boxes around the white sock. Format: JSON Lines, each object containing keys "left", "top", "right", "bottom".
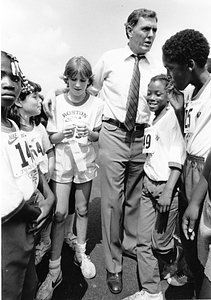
{"left": 49, "top": 257, "right": 61, "bottom": 276}
{"left": 75, "top": 242, "right": 86, "bottom": 261}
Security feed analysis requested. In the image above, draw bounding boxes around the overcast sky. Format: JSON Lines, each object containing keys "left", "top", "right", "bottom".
{"left": 1, "top": 0, "right": 211, "bottom": 95}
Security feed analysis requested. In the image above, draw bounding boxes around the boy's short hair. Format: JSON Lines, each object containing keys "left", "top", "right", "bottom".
{"left": 162, "top": 29, "right": 210, "bottom": 68}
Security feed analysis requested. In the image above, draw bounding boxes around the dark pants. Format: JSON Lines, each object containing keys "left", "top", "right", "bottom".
{"left": 2, "top": 217, "right": 37, "bottom": 300}
{"left": 179, "top": 153, "right": 204, "bottom": 297}
{"left": 137, "top": 174, "right": 179, "bottom": 294}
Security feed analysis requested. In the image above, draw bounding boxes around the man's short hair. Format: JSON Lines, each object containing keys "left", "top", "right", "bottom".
{"left": 125, "top": 8, "right": 157, "bottom": 39}
{"left": 162, "top": 29, "right": 210, "bottom": 68}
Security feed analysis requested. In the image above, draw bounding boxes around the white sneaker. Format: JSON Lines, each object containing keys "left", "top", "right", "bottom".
{"left": 122, "top": 290, "right": 163, "bottom": 300}
{"left": 64, "top": 233, "right": 77, "bottom": 251}
{"left": 36, "top": 271, "right": 62, "bottom": 300}
{"left": 167, "top": 270, "right": 193, "bottom": 286}
{"left": 74, "top": 253, "right": 96, "bottom": 279}
{"left": 35, "top": 241, "right": 51, "bottom": 265}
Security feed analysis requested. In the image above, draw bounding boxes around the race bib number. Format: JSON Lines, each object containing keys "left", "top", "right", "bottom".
{"left": 7, "top": 131, "right": 37, "bottom": 177}
{"left": 184, "top": 101, "right": 201, "bottom": 134}
{"left": 28, "top": 135, "right": 45, "bottom": 165}
{"left": 143, "top": 127, "right": 156, "bottom": 154}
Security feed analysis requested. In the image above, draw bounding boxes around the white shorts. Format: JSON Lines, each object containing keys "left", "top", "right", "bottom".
{"left": 52, "top": 143, "right": 98, "bottom": 184}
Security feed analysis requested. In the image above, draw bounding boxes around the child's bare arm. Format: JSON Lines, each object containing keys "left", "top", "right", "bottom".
{"left": 182, "top": 175, "right": 207, "bottom": 240}
{"left": 36, "top": 170, "right": 55, "bottom": 226}
{"left": 156, "top": 167, "right": 181, "bottom": 213}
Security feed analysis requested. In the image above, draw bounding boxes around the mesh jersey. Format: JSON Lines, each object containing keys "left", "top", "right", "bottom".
{"left": 184, "top": 78, "right": 211, "bottom": 158}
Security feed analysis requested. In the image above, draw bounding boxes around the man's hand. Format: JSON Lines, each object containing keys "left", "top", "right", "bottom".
{"left": 43, "top": 87, "right": 69, "bottom": 118}
{"left": 43, "top": 89, "right": 57, "bottom": 118}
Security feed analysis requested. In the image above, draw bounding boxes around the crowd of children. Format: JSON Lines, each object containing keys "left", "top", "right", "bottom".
{"left": 1, "top": 28, "right": 211, "bottom": 300}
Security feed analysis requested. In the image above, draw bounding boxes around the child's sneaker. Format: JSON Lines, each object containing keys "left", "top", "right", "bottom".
{"left": 64, "top": 233, "right": 77, "bottom": 251}
{"left": 122, "top": 290, "right": 163, "bottom": 300}
{"left": 74, "top": 252, "right": 96, "bottom": 279}
{"left": 167, "top": 270, "right": 194, "bottom": 286}
{"left": 35, "top": 241, "right": 51, "bottom": 265}
{"left": 74, "top": 241, "right": 96, "bottom": 279}
{"left": 161, "top": 246, "right": 183, "bottom": 279}
{"left": 36, "top": 271, "right": 62, "bottom": 300}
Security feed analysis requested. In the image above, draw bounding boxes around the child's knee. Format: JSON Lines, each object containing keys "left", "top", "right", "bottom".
{"left": 76, "top": 205, "right": 88, "bottom": 218}
{"left": 54, "top": 211, "right": 67, "bottom": 223}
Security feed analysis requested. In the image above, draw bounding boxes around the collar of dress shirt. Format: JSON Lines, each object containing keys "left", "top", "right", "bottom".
{"left": 124, "top": 44, "right": 152, "bottom": 65}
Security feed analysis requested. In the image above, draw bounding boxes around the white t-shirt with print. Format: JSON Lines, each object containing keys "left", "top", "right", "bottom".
{"left": 184, "top": 78, "right": 211, "bottom": 159}
{"left": 22, "top": 123, "right": 53, "bottom": 174}
{"left": 1, "top": 120, "right": 39, "bottom": 218}
{"left": 143, "top": 107, "right": 186, "bottom": 181}
{"left": 47, "top": 93, "right": 104, "bottom": 145}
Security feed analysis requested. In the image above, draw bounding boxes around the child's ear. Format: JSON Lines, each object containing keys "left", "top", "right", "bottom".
{"left": 187, "top": 59, "right": 195, "bottom": 71}
{"left": 15, "top": 98, "right": 23, "bottom": 108}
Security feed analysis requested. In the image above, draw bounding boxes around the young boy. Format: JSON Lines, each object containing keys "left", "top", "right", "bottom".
{"left": 182, "top": 150, "right": 211, "bottom": 299}
{"left": 162, "top": 29, "right": 211, "bottom": 297}
{"left": 123, "top": 74, "right": 186, "bottom": 300}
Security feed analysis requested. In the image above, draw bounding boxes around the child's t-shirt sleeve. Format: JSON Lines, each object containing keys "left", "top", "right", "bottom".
{"left": 168, "top": 110, "right": 186, "bottom": 170}
{"left": 93, "top": 98, "right": 104, "bottom": 131}
{"left": 38, "top": 123, "right": 53, "bottom": 153}
{"left": 1, "top": 156, "right": 25, "bottom": 219}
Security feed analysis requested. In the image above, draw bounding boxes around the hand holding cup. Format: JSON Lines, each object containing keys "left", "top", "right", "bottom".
{"left": 63, "top": 122, "right": 76, "bottom": 139}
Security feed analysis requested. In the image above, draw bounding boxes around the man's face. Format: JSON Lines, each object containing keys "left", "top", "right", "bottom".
{"left": 1, "top": 55, "right": 21, "bottom": 108}
{"left": 162, "top": 55, "right": 191, "bottom": 91}
{"left": 128, "top": 17, "right": 157, "bottom": 55}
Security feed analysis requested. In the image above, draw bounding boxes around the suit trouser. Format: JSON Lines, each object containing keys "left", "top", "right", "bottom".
{"left": 99, "top": 122, "right": 145, "bottom": 273}
{"left": 137, "top": 174, "right": 178, "bottom": 294}
{"left": 179, "top": 153, "right": 204, "bottom": 297}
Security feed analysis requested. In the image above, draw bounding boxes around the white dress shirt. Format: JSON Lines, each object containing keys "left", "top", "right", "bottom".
{"left": 90, "top": 45, "right": 164, "bottom": 124}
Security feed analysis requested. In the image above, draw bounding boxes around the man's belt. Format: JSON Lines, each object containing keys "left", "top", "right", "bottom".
{"left": 103, "top": 118, "right": 146, "bottom": 131}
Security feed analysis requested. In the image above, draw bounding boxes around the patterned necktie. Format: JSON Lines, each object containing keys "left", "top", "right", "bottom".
{"left": 124, "top": 55, "right": 143, "bottom": 131}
